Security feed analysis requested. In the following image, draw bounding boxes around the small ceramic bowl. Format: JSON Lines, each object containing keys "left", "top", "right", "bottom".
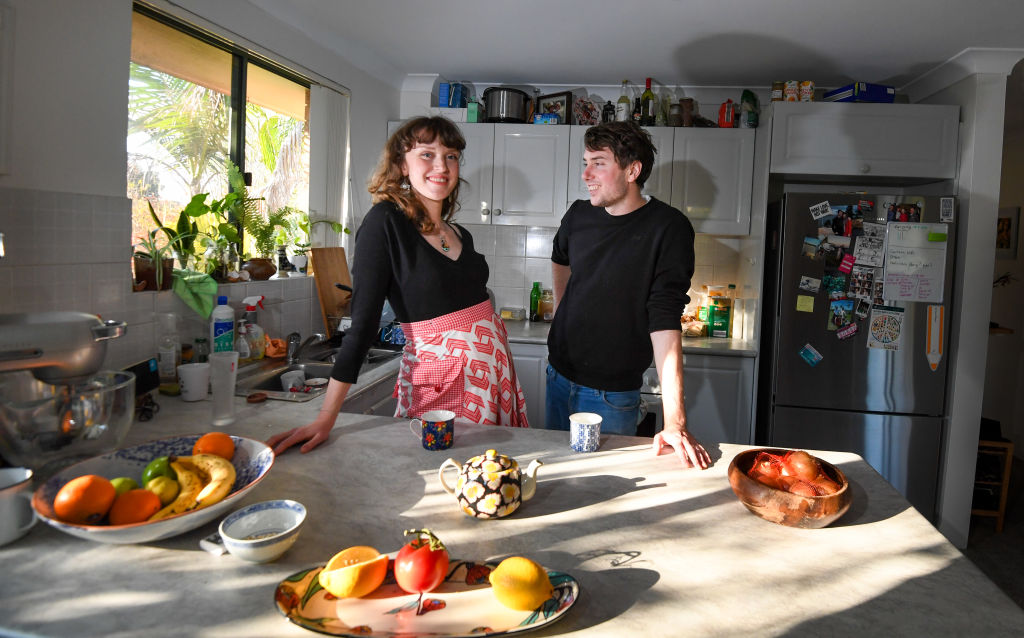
{"left": 219, "top": 499, "right": 306, "bottom": 563}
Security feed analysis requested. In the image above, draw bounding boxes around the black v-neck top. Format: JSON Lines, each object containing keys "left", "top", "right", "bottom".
{"left": 330, "top": 202, "right": 490, "bottom": 383}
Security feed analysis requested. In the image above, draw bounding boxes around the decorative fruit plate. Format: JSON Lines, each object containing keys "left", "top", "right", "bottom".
{"left": 274, "top": 559, "right": 578, "bottom": 637}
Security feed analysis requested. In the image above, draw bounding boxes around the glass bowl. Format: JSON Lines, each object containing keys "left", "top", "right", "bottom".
{"left": 0, "top": 370, "right": 136, "bottom": 477}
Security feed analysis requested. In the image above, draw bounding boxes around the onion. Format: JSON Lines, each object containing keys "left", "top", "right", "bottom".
{"left": 785, "top": 451, "right": 821, "bottom": 481}
{"left": 787, "top": 481, "right": 818, "bottom": 497}
{"left": 811, "top": 474, "right": 840, "bottom": 495}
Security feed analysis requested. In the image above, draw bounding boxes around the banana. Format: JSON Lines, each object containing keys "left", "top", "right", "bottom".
{"left": 184, "top": 453, "right": 236, "bottom": 509}
{"left": 148, "top": 459, "right": 203, "bottom": 521}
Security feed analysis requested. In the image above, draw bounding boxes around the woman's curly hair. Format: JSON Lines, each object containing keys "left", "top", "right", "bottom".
{"left": 368, "top": 116, "right": 466, "bottom": 233}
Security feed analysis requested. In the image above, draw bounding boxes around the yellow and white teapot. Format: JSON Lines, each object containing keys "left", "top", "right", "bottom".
{"left": 438, "top": 449, "right": 542, "bottom": 519}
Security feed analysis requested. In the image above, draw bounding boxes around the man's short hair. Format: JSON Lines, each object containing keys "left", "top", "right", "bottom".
{"left": 583, "top": 121, "right": 657, "bottom": 188}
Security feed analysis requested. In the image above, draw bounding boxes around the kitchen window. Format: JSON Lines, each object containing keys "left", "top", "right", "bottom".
{"left": 128, "top": 5, "right": 325, "bottom": 273}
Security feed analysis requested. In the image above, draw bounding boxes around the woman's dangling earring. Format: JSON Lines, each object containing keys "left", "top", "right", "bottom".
{"left": 401, "top": 177, "right": 411, "bottom": 191}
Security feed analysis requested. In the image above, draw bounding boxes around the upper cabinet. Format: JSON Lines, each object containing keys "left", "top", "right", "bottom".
{"left": 669, "top": 128, "right": 755, "bottom": 235}
{"left": 460, "top": 123, "right": 569, "bottom": 226}
{"left": 769, "top": 102, "right": 960, "bottom": 180}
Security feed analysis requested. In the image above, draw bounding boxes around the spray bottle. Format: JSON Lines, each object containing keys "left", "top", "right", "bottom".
{"left": 235, "top": 319, "right": 251, "bottom": 362}
{"left": 242, "top": 295, "right": 266, "bottom": 360}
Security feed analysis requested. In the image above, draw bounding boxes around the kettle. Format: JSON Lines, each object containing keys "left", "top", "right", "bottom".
{"left": 438, "top": 449, "right": 542, "bottom": 519}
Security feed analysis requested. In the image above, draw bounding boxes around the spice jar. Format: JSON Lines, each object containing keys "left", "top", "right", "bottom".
{"left": 538, "top": 289, "right": 555, "bottom": 322}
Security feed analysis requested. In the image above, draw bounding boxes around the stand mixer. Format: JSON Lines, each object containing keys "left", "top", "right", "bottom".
{"left": 0, "top": 312, "right": 133, "bottom": 475}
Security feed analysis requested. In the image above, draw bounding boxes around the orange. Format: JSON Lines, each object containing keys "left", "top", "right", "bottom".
{"left": 53, "top": 475, "right": 116, "bottom": 525}
{"left": 318, "top": 546, "right": 388, "bottom": 598}
{"left": 108, "top": 488, "right": 162, "bottom": 525}
{"left": 193, "top": 432, "right": 235, "bottom": 461}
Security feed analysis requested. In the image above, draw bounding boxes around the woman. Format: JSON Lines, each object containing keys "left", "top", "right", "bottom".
{"left": 268, "top": 116, "right": 529, "bottom": 455}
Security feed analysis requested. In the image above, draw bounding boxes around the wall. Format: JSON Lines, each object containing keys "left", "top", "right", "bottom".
{"left": 0, "top": 0, "right": 397, "bottom": 370}
{"left": 985, "top": 59, "right": 1024, "bottom": 451}
{"left": 921, "top": 73, "right": 1009, "bottom": 548}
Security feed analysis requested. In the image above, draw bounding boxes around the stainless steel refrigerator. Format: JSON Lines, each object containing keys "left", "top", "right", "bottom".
{"left": 757, "top": 192, "right": 957, "bottom": 518}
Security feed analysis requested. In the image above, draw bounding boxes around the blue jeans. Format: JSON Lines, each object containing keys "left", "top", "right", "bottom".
{"left": 544, "top": 364, "right": 641, "bottom": 435}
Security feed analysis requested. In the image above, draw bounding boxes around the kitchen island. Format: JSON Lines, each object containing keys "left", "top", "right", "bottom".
{"left": 2, "top": 393, "right": 1022, "bottom": 637}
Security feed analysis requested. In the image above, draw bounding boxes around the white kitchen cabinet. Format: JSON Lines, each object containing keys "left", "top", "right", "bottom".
{"left": 682, "top": 353, "right": 755, "bottom": 446}
{"left": 669, "top": 128, "right": 755, "bottom": 235}
{"left": 461, "top": 123, "right": 569, "bottom": 227}
{"left": 769, "top": 102, "right": 960, "bottom": 180}
{"left": 509, "top": 340, "right": 548, "bottom": 428}
{"left": 387, "top": 121, "right": 569, "bottom": 227}
{"left": 567, "top": 125, "right": 674, "bottom": 208}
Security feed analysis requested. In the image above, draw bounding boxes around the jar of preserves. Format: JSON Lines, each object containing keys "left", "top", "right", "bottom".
{"left": 538, "top": 289, "right": 555, "bottom": 322}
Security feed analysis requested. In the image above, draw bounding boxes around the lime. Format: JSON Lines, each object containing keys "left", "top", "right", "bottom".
{"left": 110, "top": 477, "right": 139, "bottom": 496}
{"left": 145, "top": 475, "right": 180, "bottom": 506}
{"left": 141, "top": 456, "right": 177, "bottom": 485}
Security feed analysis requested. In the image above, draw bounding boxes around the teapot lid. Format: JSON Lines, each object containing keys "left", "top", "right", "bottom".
{"left": 468, "top": 449, "right": 517, "bottom": 472}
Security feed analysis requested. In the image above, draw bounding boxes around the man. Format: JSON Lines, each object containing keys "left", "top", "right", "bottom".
{"left": 545, "top": 121, "right": 710, "bottom": 469}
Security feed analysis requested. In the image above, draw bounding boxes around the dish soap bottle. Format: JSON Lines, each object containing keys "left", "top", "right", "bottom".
{"left": 241, "top": 295, "right": 266, "bottom": 360}
{"left": 235, "top": 319, "right": 251, "bottom": 362}
{"left": 210, "top": 295, "right": 235, "bottom": 353}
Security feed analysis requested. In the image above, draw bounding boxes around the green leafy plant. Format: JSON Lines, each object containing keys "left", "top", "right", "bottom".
{"left": 226, "top": 162, "right": 288, "bottom": 259}
{"left": 132, "top": 230, "right": 176, "bottom": 290}
{"left": 272, "top": 206, "right": 349, "bottom": 256}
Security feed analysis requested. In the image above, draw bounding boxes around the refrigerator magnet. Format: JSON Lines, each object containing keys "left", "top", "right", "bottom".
{"left": 837, "top": 322, "right": 858, "bottom": 340}
{"left": 796, "top": 295, "right": 815, "bottom": 313}
{"left": 798, "top": 343, "right": 823, "bottom": 367}
{"left": 809, "top": 201, "right": 832, "bottom": 220}
{"left": 798, "top": 275, "right": 821, "bottom": 294}
{"left": 827, "top": 299, "right": 855, "bottom": 331}
{"left": 802, "top": 236, "right": 823, "bottom": 260}
{"left": 926, "top": 305, "right": 944, "bottom": 370}
{"left": 855, "top": 299, "right": 871, "bottom": 319}
{"left": 867, "top": 305, "right": 905, "bottom": 350}
{"left": 940, "top": 197, "right": 955, "bottom": 222}
{"left": 838, "top": 253, "right": 856, "bottom": 274}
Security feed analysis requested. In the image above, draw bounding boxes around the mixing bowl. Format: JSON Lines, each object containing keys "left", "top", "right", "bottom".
{"left": 727, "top": 448, "right": 852, "bottom": 528}
{"left": 0, "top": 370, "right": 135, "bottom": 477}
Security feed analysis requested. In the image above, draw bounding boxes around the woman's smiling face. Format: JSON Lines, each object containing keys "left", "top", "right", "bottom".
{"left": 402, "top": 139, "right": 460, "bottom": 209}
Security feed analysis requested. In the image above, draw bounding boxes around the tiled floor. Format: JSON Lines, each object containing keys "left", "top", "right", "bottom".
{"left": 963, "top": 456, "right": 1024, "bottom": 610}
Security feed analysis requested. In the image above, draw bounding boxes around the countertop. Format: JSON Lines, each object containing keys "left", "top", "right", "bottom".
{"left": 2, "top": 395, "right": 1022, "bottom": 636}
{"left": 504, "top": 320, "right": 757, "bottom": 357}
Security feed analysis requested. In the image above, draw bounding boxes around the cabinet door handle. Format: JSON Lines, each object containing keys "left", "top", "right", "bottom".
{"left": 859, "top": 163, "right": 871, "bottom": 174}
{"left": 494, "top": 208, "right": 503, "bottom": 216}
{"left": 481, "top": 208, "right": 490, "bottom": 216}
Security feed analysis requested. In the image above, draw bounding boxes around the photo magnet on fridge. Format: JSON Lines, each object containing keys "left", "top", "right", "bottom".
{"left": 802, "top": 236, "right": 823, "bottom": 260}
{"left": 799, "top": 275, "right": 821, "bottom": 293}
{"left": 798, "top": 343, "right": 824, "bottom": 367}
{"left": 827, "top": 299, "right": 855, "bottom": 331}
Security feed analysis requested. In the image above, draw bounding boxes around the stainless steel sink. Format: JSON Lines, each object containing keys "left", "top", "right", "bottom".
{"left": 235, "top": 349, "right": 402, "bottom": 402}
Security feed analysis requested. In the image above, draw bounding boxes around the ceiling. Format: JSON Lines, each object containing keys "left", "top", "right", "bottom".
{"left": 247, "top": 0, "right": 1024, "bottom": 93}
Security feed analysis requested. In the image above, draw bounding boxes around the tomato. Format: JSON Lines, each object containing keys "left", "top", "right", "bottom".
{"left": 395, "top": 528, "right": 449, "bottom": 596}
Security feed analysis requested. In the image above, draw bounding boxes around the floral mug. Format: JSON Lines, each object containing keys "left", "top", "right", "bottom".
{"left": 409, "top": 410, "right": 455, "bottom": 451}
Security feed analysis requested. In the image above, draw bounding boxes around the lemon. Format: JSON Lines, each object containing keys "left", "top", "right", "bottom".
{"left": 489, "top": 556, "right": 555, "bottom": 611}
{"left": 318, "top": 546, "right": 388, "bottom": 599}
{"left": 145, "top": 475, "right": 180, "bottom": 506}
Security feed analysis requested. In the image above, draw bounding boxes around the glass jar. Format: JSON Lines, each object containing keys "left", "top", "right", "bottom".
{"left": 538, "top": 289, "right": 555, "bottom": 322}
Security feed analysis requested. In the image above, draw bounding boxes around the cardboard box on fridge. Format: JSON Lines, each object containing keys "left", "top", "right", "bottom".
{"left": 823, "top": 82, "right": 895, "bottom": 103}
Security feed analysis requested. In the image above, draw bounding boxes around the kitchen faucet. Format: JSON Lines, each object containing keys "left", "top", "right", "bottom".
{"left": 286, "top": 332, "right": 326, "bottom": 364}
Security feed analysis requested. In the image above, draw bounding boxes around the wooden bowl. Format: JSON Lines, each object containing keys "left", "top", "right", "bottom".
{"left": 727, "top": 448, "right": 852, "bottom": 528}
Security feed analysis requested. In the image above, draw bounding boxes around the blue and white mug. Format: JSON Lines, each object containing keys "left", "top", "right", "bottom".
{"left": 569, "top": 412, "right": 602, "bottom": 453}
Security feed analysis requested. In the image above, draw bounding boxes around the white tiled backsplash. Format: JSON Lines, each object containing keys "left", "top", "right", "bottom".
{"left": 462, "top": 223, "right": 740, "bottom": 312}
{"left": 0, "top": 187, "right": 321, "bottom": 371}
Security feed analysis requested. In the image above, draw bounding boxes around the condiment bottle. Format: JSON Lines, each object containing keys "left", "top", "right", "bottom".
{"left": 539, "top": 289, "right": 555, "bottom": 322}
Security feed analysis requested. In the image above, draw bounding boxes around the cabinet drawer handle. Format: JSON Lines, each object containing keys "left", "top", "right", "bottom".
{"left": 481, "top": 208, "right": 490, "bottom": 216}
{"left": 859, "top": 163, "right": 871, "bottom": 174}
{"left": 494, "top": 208, "right": 502, "bottom": 216}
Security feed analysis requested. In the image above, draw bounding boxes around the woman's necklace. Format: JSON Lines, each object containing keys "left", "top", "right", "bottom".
{"left": 439, "top": 224, "right": 450, "bottom": 252}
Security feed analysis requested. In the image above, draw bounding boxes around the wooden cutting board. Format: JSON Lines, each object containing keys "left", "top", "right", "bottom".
{"left": 310, "top": 247, "right": 353, "bottom": 338}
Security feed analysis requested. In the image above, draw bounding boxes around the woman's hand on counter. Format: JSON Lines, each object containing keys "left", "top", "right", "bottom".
{"left": 266, "top": 378, "right": 352, "bottom": 455}
{"left": 652, "top": 429, "right": 711, "bottom": 469}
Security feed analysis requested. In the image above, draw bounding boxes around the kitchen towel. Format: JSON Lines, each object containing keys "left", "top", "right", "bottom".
{"left": 172, "top": 269, "right": 218, "bottom": 318}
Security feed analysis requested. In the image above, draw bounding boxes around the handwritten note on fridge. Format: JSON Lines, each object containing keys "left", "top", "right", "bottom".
{"left": 883, "top": 222, "right": 948, "bottom": 303}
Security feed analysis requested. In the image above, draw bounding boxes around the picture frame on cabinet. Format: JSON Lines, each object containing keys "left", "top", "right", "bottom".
{"left": 996, "top": 207, "right": 1019, "bottom": 260}
{"left": 536, "top": 91, "right": 573, "bottom": 125}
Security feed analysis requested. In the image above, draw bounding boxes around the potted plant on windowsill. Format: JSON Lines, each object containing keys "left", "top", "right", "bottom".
{"left": 132, "top": 230, "right": 175, "bottom": 291}
{"left": 225, "top": 163, "right": 284, "bottom": 280}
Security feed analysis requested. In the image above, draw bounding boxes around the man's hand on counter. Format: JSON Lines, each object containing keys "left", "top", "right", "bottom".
{"left": 653, "top": 429, "right": 711, "bottom": 469}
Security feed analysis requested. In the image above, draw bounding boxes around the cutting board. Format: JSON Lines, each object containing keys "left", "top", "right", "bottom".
{"left": 310, "top": 247, "right": 353, "bottom": 338}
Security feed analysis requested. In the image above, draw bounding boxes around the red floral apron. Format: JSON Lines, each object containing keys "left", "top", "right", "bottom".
{"left": 394, "top": 300, "right": 529, "bottom": 427}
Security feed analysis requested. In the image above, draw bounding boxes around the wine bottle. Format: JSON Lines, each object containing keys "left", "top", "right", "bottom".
{"left": 615, "top": 80, "right": 631, "bottom": 122}
{"left": 640, "top": 77, "right": 657, "bottom": 126}
{"left": 632, "top": 97, "right": 642, "bottom": 123}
